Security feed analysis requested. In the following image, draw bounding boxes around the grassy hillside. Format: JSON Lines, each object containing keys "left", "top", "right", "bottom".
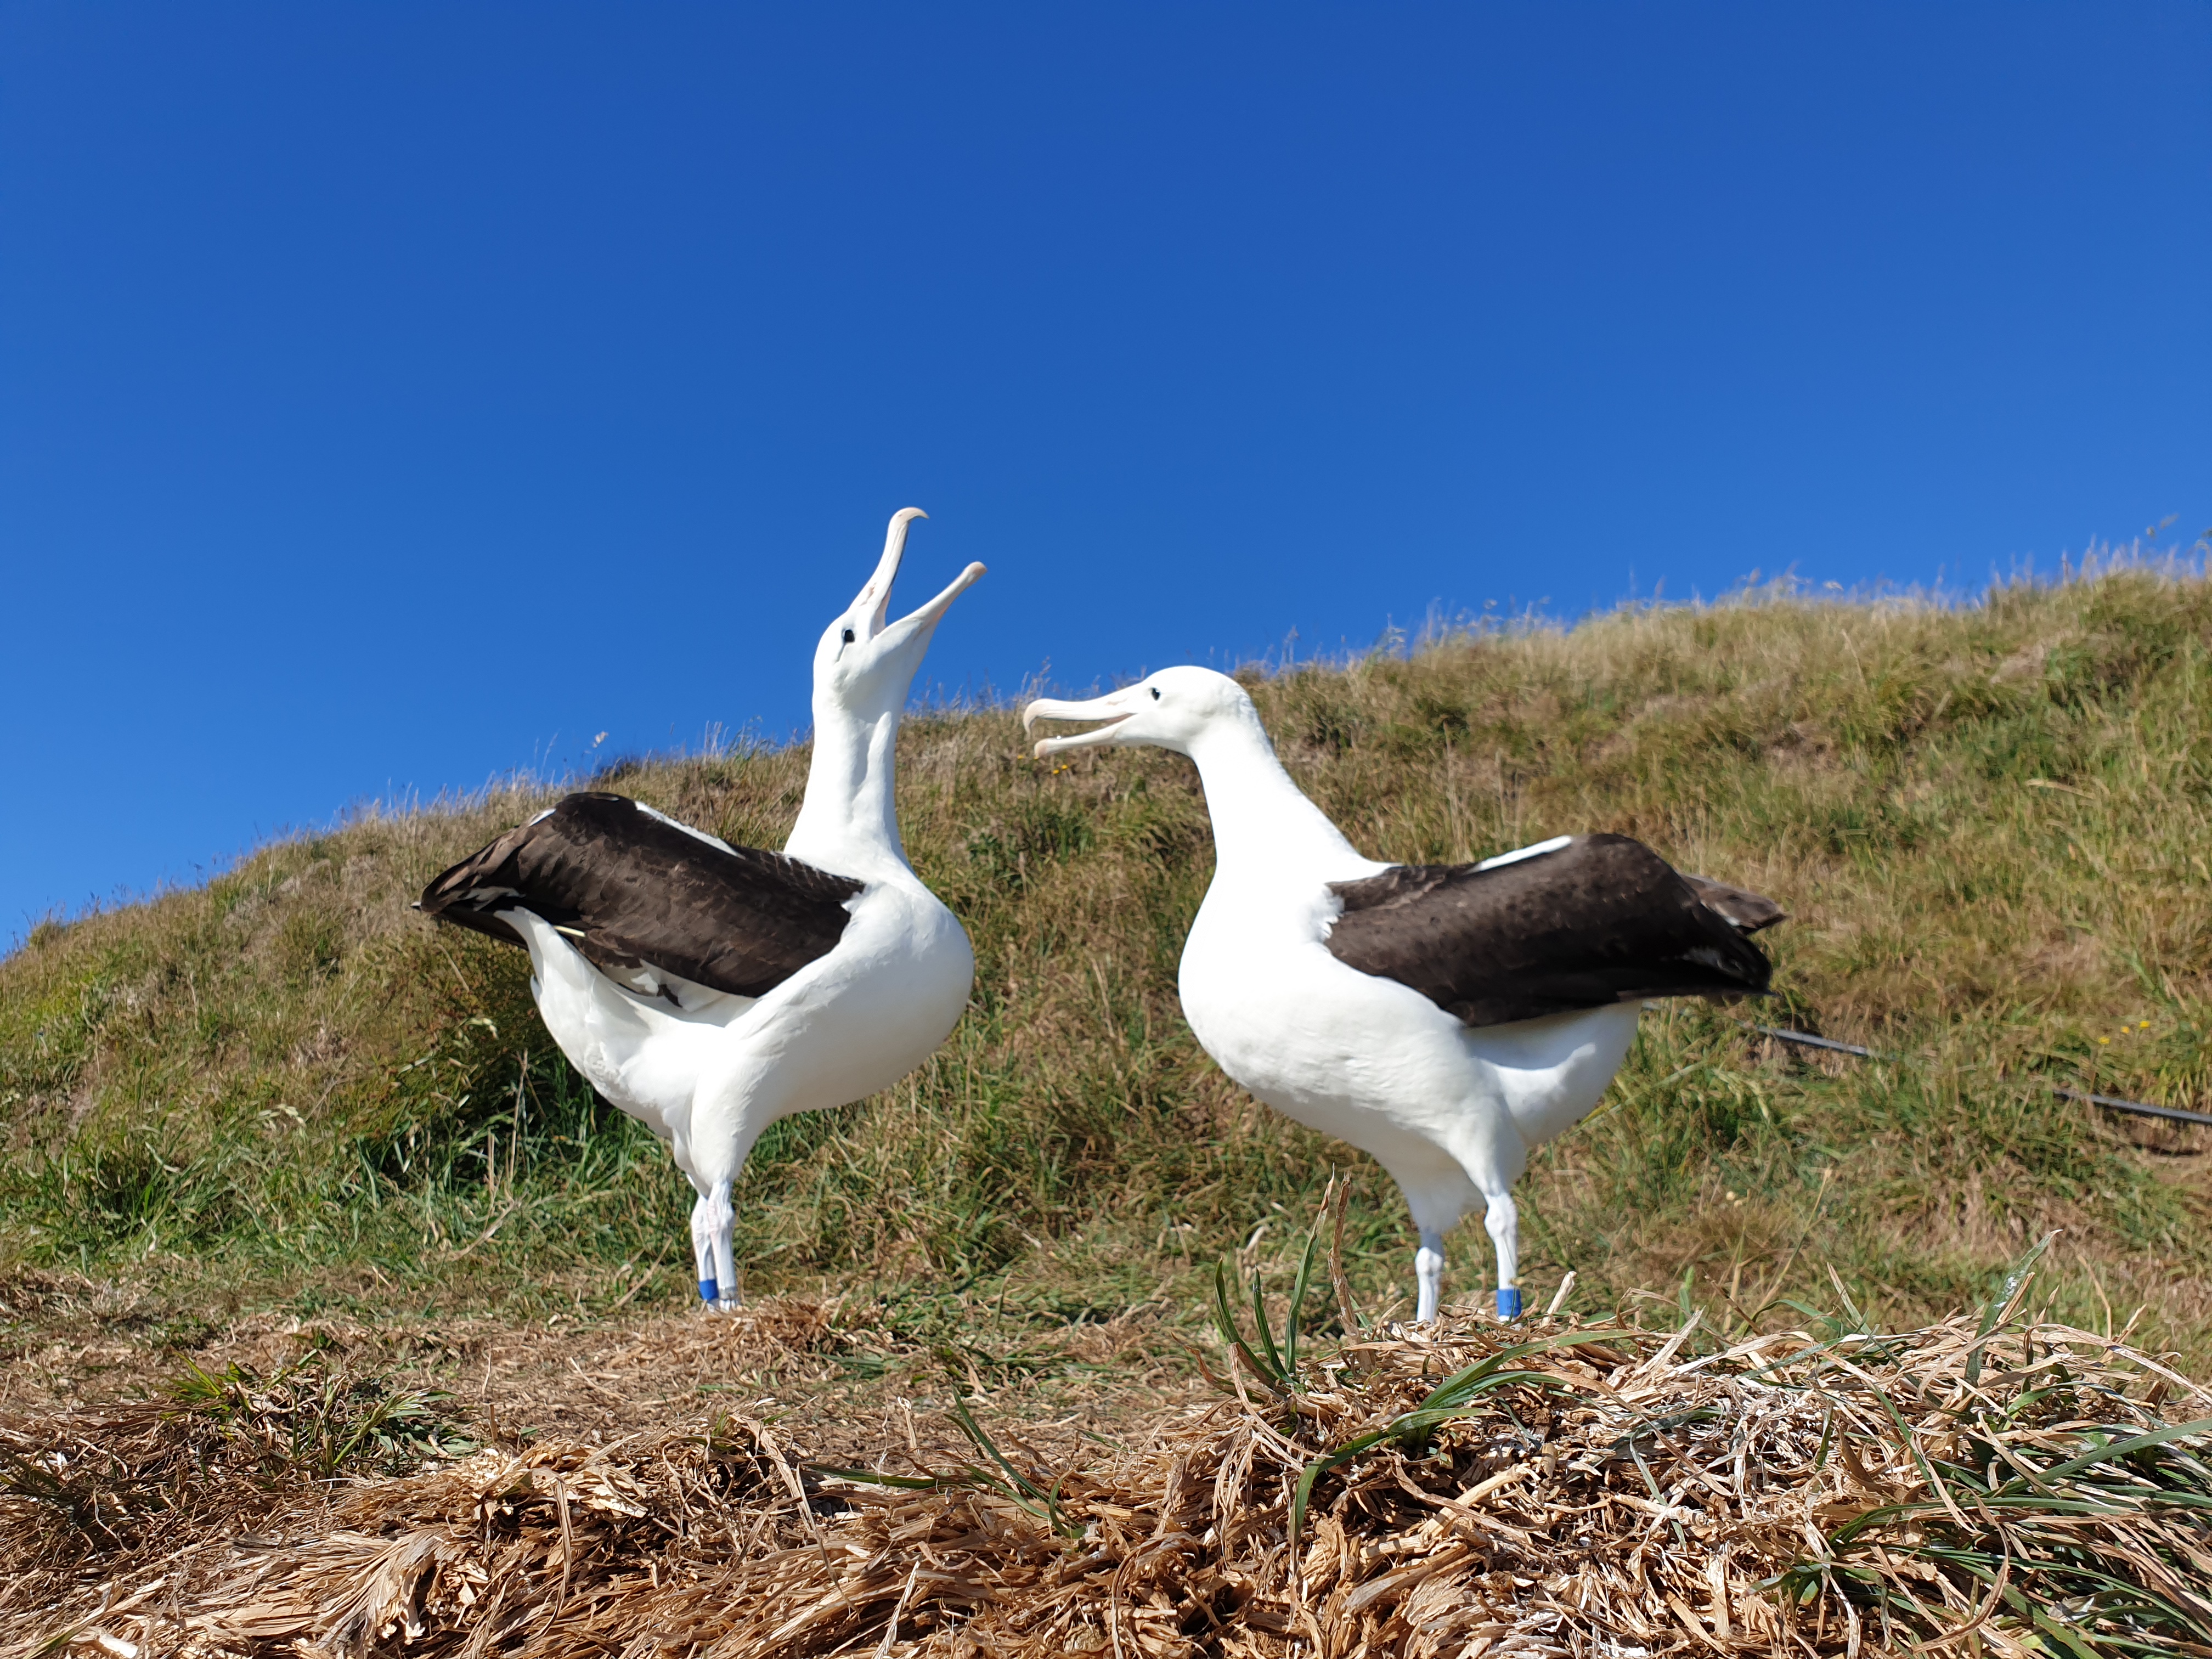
{"left": 6, "top": 566, "right": 2212, "bottom": 1367}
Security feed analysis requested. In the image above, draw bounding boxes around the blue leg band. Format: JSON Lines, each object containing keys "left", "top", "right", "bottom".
{"left": 1496, "top": 1285, "right": 1523, "bottom": 1319}
{"left": 699, "top": 1278, "right": 720, "bottom": 1304}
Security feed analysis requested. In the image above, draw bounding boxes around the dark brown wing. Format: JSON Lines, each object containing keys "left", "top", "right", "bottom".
{"left": 1325, "top": 833, "right": 1776, "bottom": 1027}
{"left": 417, "top": 792, "right": 862, "bottom": 1000}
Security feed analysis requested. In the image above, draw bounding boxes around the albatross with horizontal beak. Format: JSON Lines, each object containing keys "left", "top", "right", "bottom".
{"left": 419, "top": 510, "right": 984, "bottom": 1310}
{"left": 1025, "top": 666, "right": 1782, "bottom": 1321}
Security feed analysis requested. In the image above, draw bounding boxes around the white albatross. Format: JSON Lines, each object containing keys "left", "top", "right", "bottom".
{"left": 1024, "top": 666, "right": 1783, "bottom": 1322}
{"left": 419, "top": 509, "right": 983, "bottom": 1310}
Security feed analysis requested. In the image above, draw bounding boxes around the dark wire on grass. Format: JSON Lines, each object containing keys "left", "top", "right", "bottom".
{"left": 1741, "top": 1023, "right": 1895, "bottom": 1061}
{"left": 2049, "top": 1086, "right": 2212, "bottom": 1130}
{"left": 1741, "top": 1020, "right": 2212, "bottom": 1128}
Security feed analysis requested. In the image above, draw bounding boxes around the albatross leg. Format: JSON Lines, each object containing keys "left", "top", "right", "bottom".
{"left": 689, "top": 1189, "right": 721, "bottom": 1309}
{"left": 1393, "top": 1164, "right": 1477, "bottom": 1325}
{"left": 1414, "top": 1231, "right": 1446, "bottom": 1324}
{"left": 706, "top": 1177, "right": 740, "bottom": 1311}
{"left": 1482, "top": 1187, "right": 1522, "bottom": 1319}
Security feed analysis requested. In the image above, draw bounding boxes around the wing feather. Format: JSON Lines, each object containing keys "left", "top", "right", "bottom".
{"left": 1679, "top": 873, "right": 1787, "bottom": 933}
{"left": 1325, "top": 833, "right": 1776, "bottom": 1026}
{"left": 417, "top": 792, "right": 863, "bottom": 1000}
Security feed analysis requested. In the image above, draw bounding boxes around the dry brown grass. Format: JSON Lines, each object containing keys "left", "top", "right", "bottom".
{"left": 6, "top": 1241, "right": 2208, "bottom": 1657}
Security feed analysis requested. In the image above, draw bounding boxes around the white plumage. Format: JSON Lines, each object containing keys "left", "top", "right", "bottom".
{"left": 421, "top": 510, "right": 983, "bottom": 1309}
{"left": 1025, "top": 666, "right": 1778, "bottom": 1322}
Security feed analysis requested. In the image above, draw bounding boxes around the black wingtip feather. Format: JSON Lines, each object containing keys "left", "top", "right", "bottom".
{"left": 1681, "top": 874, "right": 1788, "bottom": 934}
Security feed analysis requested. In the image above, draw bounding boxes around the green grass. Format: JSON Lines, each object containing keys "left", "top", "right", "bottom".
{"left": 5, "top": 562, "right": 2211, "bottom": 1365}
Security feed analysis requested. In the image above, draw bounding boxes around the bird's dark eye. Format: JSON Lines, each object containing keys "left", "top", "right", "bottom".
{"left": 1150, "top": 687, "right": 1161, "bottom": 700}
{"left": 841, "top": 628, "right": 855, "bottom": 645}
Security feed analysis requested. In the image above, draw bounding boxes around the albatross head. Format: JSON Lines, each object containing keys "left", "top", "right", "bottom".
{"left": 1023, "top": 665, "right": 1259, "bottom": 759}
{"left": 812, "top": 508, "right": 987, "bottom": 718}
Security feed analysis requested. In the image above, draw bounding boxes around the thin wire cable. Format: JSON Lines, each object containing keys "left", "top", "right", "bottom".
{"left": 1734, "top": 1021, "right": 2212, "bottom": 1130}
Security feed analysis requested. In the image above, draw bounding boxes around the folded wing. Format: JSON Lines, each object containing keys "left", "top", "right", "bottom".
{"left": 419, "top": 792, "right": 863, "bottom": 1002}
{"left": 1325, "top": 833, "right": 1779, "bottom": 1027}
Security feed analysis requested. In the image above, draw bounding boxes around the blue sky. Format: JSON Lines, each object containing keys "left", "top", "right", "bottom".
{"left": 4, "top": 3, "right": 2208, "bottom": 943}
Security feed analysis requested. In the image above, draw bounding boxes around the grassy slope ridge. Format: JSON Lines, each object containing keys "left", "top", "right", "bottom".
{"left": 4, "top": 572, "right": 2211, "bottom": 1364}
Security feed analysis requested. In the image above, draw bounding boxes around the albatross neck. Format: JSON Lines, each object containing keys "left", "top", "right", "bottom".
{"left": 1184, "top": 715, "right": 1365, "bottom": 881}
{"left": 785, "top": 700, "right": 909, "bottom": 879}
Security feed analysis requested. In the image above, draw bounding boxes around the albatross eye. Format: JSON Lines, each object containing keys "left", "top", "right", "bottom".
{"left": 1150, "top": 687, "right": 1161, "bottom": 700}
{"left": 842, "top": 628, "right": 856, "bottom": 645}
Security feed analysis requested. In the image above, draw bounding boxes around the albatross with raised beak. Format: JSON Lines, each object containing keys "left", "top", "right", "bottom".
{"left": 1025, "top": 666, "right": 1782, "bottom": 1321}
{"left": 419, "top": 509, "right": 984, "bottom": 1310}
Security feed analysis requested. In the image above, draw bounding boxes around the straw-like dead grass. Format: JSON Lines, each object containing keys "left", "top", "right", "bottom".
{"left": 9, "top": 1233, "right": 2209, "bottom": 1658}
